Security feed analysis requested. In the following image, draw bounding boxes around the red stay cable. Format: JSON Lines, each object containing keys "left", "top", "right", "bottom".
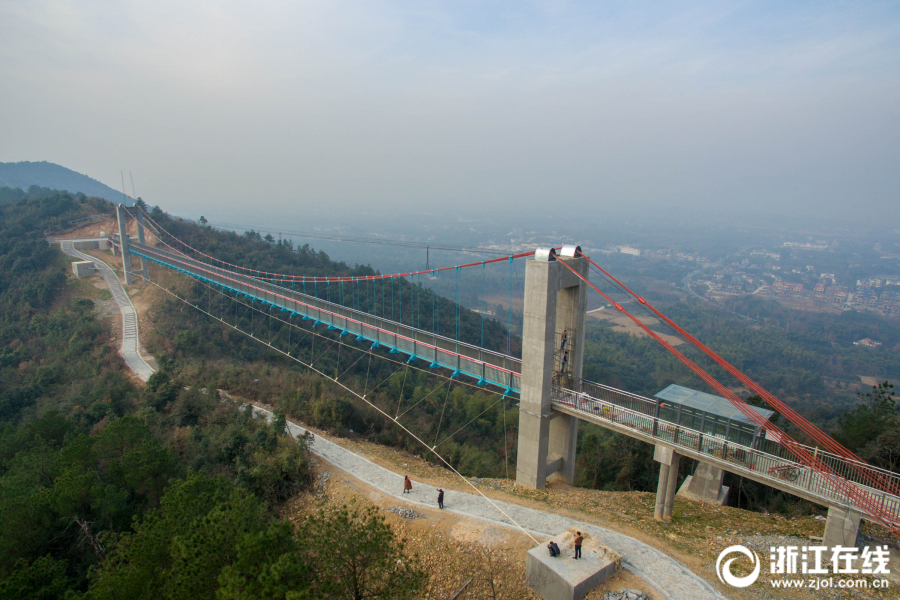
{"left": 577, "top": 252, "right": 870, "bottom": 465}
{"left": 556, "top": 257, "right": 899, "bottom": 534}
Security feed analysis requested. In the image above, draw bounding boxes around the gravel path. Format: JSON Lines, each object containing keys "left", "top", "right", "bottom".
{"left": 59, "top": 240, "right": 156, "bottom": 382}
{"left": 253, "top": 405, "right": 729, "bottom": 600}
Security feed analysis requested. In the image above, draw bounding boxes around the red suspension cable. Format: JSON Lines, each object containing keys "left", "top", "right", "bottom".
{"left": 576, "top": 252, "right": 889, "bottom": 476}
{"left": 557, "top": 257, "right": 899, "bottom": 534}
{"left": 135, "top": 206, "right": 534, "bottom": 282}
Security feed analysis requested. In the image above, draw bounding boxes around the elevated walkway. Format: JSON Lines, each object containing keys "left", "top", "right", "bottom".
{"left": 550, "top": 384, "right": 900, "bottom": 527}
{"left": 126, "top": 241, "right": 521, "bottom": 392}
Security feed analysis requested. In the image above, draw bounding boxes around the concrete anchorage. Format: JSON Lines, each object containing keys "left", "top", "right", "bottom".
{"left": 516, "top": 247, "right": 588, "bottom": 489}
{"left": 823, "top": 505, "right": 862, "bottom": 548}
{"left": 115, "top": 204, "right": 133, "bottom": 285}
{"left": 677, "top": 463, "right": 730, "bottom": 506}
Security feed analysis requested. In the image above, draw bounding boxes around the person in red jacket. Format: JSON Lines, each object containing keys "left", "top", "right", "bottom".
{"left": 403, "top": 475, "right": 412, "bottom": 494}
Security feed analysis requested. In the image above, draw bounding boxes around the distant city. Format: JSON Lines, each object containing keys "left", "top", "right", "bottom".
{"left": 600, "top": 233, "right": 900, "bottom": 320}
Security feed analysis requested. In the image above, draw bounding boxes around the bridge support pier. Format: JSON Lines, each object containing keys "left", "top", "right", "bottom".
{"left": 677, "top": 463, "right": 729, "bottom": 506}
{"left": 653, "top": 445, "right": 681, "bottom": 522}
{"left": 516, "top": 249, "right": 588, "bottom": 489}
{"left": 115, "top": 204, "right": 133, "bottom": 285}
{"left": 823, "top": 505, "right": 861, "bottom": 548}
{"left": 135, "top": 208, "right": 150, "bottom": 282}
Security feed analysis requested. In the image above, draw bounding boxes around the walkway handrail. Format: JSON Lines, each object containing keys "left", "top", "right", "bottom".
{"left": 575, "top": 378, "right": 900, "bottom": 488}
{"left": 128, "top": 241, "right": 524, "bottom": 392}
{"left": 550, "top": 385, "right": 900, "bottom": 523}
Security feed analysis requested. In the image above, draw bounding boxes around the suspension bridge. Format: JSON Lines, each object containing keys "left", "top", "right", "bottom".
{"left": 107, "top": 203, "right": 900, "bottom": 547}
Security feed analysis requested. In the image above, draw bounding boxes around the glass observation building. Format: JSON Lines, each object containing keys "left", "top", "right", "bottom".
{"left": 653, "top": 384, "right": 774, "bottom": 449}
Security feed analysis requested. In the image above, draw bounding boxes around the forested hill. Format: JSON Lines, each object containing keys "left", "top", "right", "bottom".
{"left": 0, "top": 192, "right": 425, "bottom": 598}
{"left": 0, "top": 161, "right": 125, "bottom": 204}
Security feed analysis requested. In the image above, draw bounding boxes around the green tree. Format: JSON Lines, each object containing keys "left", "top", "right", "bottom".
{"left": 216, "top": 521, "right": 312, "bottom": 600}
{"left": 836, "top": 381, "right": 897, "bottom": 453}
{"left": 300, "top": 504, "right": 424, "bottom": 600}
{"left": 0, "top": 555, "right": 73, "bottom": 600}
{"left": 87, "top": 473, "right": 240, "bottom": 600}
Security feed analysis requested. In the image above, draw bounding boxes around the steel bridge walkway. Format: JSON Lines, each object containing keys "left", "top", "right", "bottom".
{"left": 551, "top": 384, "right": 900, "bottom": 527}
{"left": 127, "top": 241, "right": 900, "bottom": 528}
{"left": 128, "top": 241, "right": 521, "bottom": 392}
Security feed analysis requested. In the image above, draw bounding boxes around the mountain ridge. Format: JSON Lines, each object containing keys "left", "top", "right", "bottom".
{"left": 0, "top": 160, "right": 129, "bottom": 205}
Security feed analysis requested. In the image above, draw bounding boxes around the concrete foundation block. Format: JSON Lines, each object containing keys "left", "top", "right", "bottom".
{"left": 72, "top": 240, "right": 99, "bottom": 251}
{"left": 526, "top": 528, "right": 621, "bottom": 600}
{"left": 72, "top": 261, "right": 96, "bottom": 278}
{"left": 823, "top": 506, "right": 861, "bottom": 548}
{"left": 677, "top": 463, "right": 729, "bottom": 506}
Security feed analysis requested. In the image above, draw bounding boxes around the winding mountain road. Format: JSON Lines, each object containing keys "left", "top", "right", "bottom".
{"left": 59, "top": 240, "right": 156, "bottom": 382}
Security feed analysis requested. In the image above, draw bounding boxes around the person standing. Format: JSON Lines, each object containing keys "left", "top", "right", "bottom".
{"left": 573, "top": 531, "right": 583, "bottom": 559}
{"left": 578, "top": 391, "right": 589, "bottom": 410}
{"left": 437, "top": 488, "right": 444, "bottom": 509}
{"left": 403, "top": 475, "right": 412, "bottom": 494}
{"left": 560, "top": 329, "right": 568, "bottom": 351}
{"left": 560, "top": 351, "right": 569, "bottom": 375}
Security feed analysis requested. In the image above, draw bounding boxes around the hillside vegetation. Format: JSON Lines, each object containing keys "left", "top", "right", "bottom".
{"left": 0, "top": 192, "right": 424, "bottom": 599}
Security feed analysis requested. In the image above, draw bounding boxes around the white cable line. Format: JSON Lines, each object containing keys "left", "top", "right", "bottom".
{"left": 139, "top": 271, "right": 540, "bottom": 544}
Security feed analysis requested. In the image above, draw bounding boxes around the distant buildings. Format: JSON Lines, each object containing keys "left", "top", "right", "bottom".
{"left": 773, "top": 281, "right": 803, "bottom": 295}
{"left": 783, "top": 241, "right": 828, "bottom": 251}
{"left": 618, "top": 246, "right": 641, "bottom": 257}
{"left": 854, "top": 338, "right": 882, "bottom": 348}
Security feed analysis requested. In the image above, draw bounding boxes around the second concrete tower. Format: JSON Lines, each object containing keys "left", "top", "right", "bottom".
{"left": 516, "top": 246, "right": 588, "bottom": 489}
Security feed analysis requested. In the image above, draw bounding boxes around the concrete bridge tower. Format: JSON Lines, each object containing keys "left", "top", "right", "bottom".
{"left": 516, "top": 246, "right": 589, "bottom": 489}
{"left": 134, "top": 207, "right": 150, "bottom": 282}
{"left": 115, "top": 204, "right": 133, "bottom": 285}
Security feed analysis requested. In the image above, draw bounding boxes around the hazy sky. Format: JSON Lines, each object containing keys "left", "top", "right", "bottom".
{"left": 2, "top": 1, "right": 899, "bottom": 226}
